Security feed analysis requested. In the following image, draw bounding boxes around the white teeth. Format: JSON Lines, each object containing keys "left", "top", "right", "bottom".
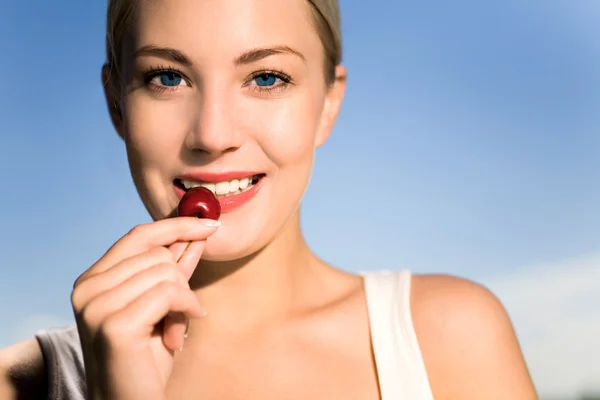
{"left": 180, "top": 175, "right": 259, "bottom": 196}
{"left": 180, "top": 180, "right": 216, "bottom": 192}
{"left": 215, "top": 182, "right": 230, "bottom": 195}
{"left": 181, "top": 180, "right": 201, "bottom": 189}
{"left": 202, "top": 183, "right": 216, "bottom": 193}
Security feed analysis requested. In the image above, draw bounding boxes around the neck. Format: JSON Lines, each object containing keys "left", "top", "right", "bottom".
{"left": 188, "top": 210, "right": 322, "bottom": 331}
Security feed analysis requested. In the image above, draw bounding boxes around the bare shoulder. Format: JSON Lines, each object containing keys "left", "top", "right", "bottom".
{"left": 0, "top": 338, "right": 47, "bottom": 400}
{"left": 409, "top": 273, "right": 539, "bottom": 400}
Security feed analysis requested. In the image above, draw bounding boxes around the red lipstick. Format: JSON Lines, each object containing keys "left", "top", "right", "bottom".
{"left": 179, "top": 171, "right": 262, "bottom": 183}
{"left": 174, "top": 172, "right": 265, "bottom": 213}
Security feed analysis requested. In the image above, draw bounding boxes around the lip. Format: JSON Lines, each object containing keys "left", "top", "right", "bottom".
{"left": 173, "top": 174, "right": 266, "bottom": 213}
{"left": 178, "top": 171, "right": 262, "bottom": 183}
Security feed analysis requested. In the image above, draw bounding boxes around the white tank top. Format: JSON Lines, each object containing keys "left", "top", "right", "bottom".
{"left": 361, "top": 269, "right": 434, "bottom": 399}
{"left": 35, "top": 269, "right": 433, "bottom": 399}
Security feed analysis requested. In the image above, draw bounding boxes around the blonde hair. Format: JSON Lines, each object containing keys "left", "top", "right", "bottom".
{"left": 105, "top": 0, "right": 342, "bottom": 85}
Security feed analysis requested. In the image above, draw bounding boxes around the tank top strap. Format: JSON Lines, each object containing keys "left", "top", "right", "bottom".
{"left": 35, "top": 324, "right": 87, "bottom": 400}
{"left": 361, "top": 269, "right": 434, "bottom": 400}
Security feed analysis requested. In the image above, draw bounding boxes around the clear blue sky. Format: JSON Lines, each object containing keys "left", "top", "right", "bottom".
{"left": 1, "top": 1, "right": 599, "bottom": 396}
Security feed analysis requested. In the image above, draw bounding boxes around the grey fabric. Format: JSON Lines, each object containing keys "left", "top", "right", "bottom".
{"left": 35, "top": 324, "right": 87, "bottom": 400}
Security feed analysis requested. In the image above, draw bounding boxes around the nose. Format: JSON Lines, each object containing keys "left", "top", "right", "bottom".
{"left": 184, "top": 88, "right": 243, "bottom": 155}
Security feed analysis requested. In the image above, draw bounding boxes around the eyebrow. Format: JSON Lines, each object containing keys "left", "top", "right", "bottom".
{"left": 235, "top": 45, "right": 306, "bottom": 65}
{"left": 133, "top": 45, "right": 305, "bottom": 66}
{"left": 133, "top": 45, "right": 192, "bottom": 66}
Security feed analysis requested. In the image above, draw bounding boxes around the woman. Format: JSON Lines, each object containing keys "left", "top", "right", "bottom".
{"left": 0, "top": 0, "right": 538, "bottom": 399}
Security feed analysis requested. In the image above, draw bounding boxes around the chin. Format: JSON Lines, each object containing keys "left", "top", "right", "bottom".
{"left": 197, "top": 224, "right": 269, "bottom": 262}
{"left": 201, "top": 240, "right": 264, "bottom": 262}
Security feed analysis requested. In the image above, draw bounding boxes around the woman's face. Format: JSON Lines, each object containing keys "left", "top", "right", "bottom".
{"left": 105, "top": 0, "right": 345, "bottom": 261}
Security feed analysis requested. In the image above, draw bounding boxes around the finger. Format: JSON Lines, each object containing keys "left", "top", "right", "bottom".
{"left": 177, "top": 240, "right": 206, "bottom": 280}
{"left": 163, "top": 312, "right": 189, "bottom": 351}
{"left": 72, "top": 247, "right": 176, "bottom": 310}
{"left": 78, "top": 263, "right": 189, "bottom": 328}
{"left": 169, "top": 241, "right": 191, "bottom": 262}
{"left": 100, "top": 281, "right": 206, "bottom": 350}
{"left": 88, "top": 217, "right": 220, "bottom": 277}
{"left": 166, "top": 240, "right": 206, "bottom": 349}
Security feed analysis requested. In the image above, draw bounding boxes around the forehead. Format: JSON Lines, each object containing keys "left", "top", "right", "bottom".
{"left": 128, "top": 0, "right": 322, "bottom": 62}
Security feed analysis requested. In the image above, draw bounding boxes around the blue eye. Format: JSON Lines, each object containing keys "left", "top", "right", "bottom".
{"left": 145, "top": 70, "right": 188, "bottom": 89}
{"left": 157, "top": 72, "right": 183, "bottom": 86}
{"left": 254, "top": 73, "right": 278, "bottom": 87}
{"left": 246, "top": 71, "right": 292, "bottom": 94}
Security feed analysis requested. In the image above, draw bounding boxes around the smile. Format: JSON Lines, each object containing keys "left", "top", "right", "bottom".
{"left": 174, "top": 173, "right": 266, "bottom": 213}
{"left": 175, "top": 174, "right": 263, "bottom": 198}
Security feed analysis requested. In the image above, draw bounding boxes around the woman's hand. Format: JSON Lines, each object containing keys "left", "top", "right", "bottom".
{"left": 71, "top": 217, "right": 219, "bottom": 400}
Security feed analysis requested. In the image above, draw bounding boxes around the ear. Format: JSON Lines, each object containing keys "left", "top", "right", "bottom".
{"left": 315, "top": 65, "right": 347, "bottom": 148}
{"left": 102, "top": 64, "right": 125, "bottom": 139}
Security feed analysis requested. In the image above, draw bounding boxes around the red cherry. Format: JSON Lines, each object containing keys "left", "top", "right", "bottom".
{"left": 177, "top": 187, "right": 221, "bottom": 220}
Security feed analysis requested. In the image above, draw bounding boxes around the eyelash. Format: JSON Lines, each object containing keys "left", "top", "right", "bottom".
{"left": 142, "top": 65, "right": 188, "bottom": 93}
{"left": 141, "top": 65, "right": 293, "bottom": 94}
{"left": 245, "top": 69, "right": 292, "bottom": 94}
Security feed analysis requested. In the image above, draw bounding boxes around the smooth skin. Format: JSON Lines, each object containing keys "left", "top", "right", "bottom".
{"left": 1, "top": 0, "right": 538, "bottom": 399}
{"left": 71, "top": 218, "right": 218, "bottom": 399}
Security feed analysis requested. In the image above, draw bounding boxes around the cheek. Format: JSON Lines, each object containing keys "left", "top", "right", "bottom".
{"left": 123, "top": 95, "right": 191, "bottom": 167}
{"left": 123, "top": 86, "right": 325, "bottom": 170}
{"left": 239, "top": 91, "right": 324, "bottom": 166}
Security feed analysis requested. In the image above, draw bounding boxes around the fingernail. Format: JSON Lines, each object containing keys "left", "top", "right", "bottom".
{"left": 179, "top": 346, "right": 183, "bottom": 352}
{"left": 184, "top": 319, "right": 190, "bottom": 338}
{"left": 201, "top": 219, "right": 221, "bottom": 227}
